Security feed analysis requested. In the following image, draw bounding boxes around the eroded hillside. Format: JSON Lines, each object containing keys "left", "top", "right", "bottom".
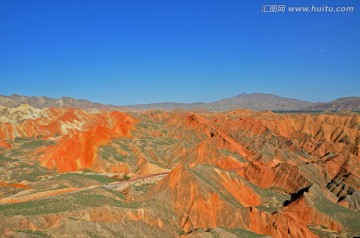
{"left": 0, "top": 106, "right": 359, "bottom": 237}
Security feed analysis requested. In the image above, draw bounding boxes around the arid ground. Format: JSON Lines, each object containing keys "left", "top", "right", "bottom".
{"left": 0, "top": 105, "right": 359, "bottom": 237}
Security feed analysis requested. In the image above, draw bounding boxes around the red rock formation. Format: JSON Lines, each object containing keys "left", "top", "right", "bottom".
{"left": 0, "top": 182, "right": 29, "bottom": 190}
{"left": 213, "top": 168, "right": 260, "bottom": 207}
{"left": 40, "top": 111, "right": 135, "bottom": 172}
{"left": 0, "top": 107, "right": 94, "bottom": 140}
{"left": 147, "top": 165, "right": 250, "bottom": 233}
{"left": 244, "top": 161, "right": 312, "bottom": 193}
{"left": 0, "top": 139, "right": 11, "bottom": 148}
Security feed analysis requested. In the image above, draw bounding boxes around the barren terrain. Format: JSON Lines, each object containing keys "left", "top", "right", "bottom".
{"left": 0, "top": 105, "right": 359, "bottom": 237}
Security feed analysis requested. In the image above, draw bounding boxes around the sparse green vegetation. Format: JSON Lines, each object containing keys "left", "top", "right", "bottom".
{"left": 308, "top": 226, "right": 341, "bottom": 237}
{"left": 132, "top": 183, "right": 155, "bottom": 193}
{"left": 86, "top": 231, "right": 106, "bottom": 238}
{"left": 223, "top": 228, "right": 267, "bottom": 237}
{"left": 18, "top": 230, "right": 51, "bottom": 238}
{"left": 49, "top": 172, "right": 115, "bottom": 185}
{"left": 0, "top": 153, "right": 10, "bottom": 162}
{"left": 220, "top": 149, "right": 247, "bottom": 162}
{"left": 11, "top": 162, "right": 53, "bottom": 182}
{"left": 15, "top": 137, "right": 55, "bottom": 149}
{"left": 99, "top": 145, "right": 125, "bottom": 162}
{"left": 80, "top": 173, "right": 116, "bottom": 184}
{"left": 0, "top": 196, "right": 75, "bottom": 216}
{"left": 314, "top": 193, "right": 360, "bottom": 234}
{"left": 104, "top": 187, "right": 125, "bottom": 200}
{"left": 0, "top": 189, "right": 142, "bottom": 216}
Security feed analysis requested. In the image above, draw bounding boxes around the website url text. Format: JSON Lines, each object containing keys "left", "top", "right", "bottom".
{"left": 261, "top": 5, "right": 355, "bottom": 13}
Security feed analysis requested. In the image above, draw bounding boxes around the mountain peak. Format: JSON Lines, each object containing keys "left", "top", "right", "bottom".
{"left": 236, "top": 92, "right": 248, "bottom": 97}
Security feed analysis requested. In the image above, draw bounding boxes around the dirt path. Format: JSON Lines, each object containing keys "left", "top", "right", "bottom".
{"left": 0, "top": 172, "right": 170, "bottom": 205}
{"left": 0, "top": 169, "right": 242, "bottom": 205}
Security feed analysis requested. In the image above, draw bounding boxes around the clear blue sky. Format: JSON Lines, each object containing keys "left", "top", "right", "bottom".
{"left": 1, "top": 0, "right": 359, "bottom": 105}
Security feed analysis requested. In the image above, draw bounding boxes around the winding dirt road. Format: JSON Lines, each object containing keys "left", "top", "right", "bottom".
{"left": 0, "top": 169, "right": 243, "bottom": 205}
{"left": 0, "top": 172, "right": 170, "bottom": 205}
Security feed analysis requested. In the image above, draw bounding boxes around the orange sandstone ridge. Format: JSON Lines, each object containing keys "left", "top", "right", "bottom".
{"left": 40, "top": 111, "right": 135, "bottom": 172}
{"left": 0, "top": 182, "right": 29, "bottom": 190}
{"left": 0, "top": 140, "right": 11, "bottom": 148}
{"left": 0, "top": 107, "right": 136, "bottom": 172}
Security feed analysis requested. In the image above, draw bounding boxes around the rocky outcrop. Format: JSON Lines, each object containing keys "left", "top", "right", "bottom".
{"left": 0, "top": 139, "right": 11, "bottom": 148}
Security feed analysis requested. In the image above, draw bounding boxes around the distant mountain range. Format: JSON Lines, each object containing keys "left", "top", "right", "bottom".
{"left": 304, "top": 97, "right": 360, "bottom": 111}
{"left": 0, "top": 94, "right": 123, "bottom": 111}
{"left": 1, "top": 93, "right": 359, "bottom": 112}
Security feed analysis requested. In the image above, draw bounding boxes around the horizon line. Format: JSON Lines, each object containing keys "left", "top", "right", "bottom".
{"left": 1, "top": 92, "right": 360, "bottom": 107}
